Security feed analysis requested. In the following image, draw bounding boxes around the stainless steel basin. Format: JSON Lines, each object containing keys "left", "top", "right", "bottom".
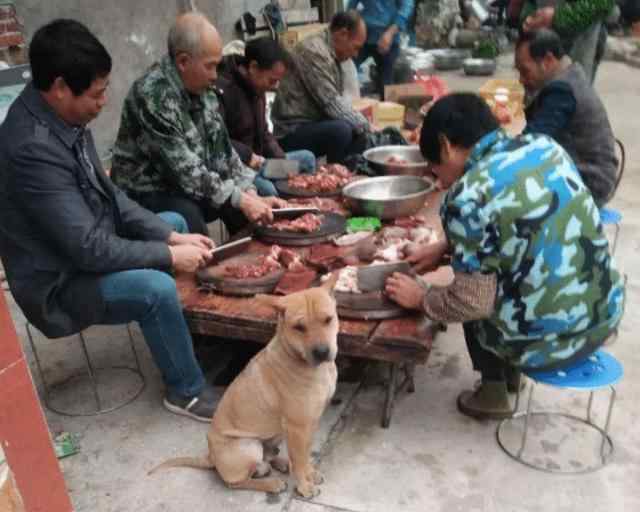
{"left": 363, "top": 145, "right": 430, "bottom": 176}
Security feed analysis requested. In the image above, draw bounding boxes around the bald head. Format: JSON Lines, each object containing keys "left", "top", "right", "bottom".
{"left": 168, "top": 12, "right": 223, "bottom": 95}
{"left": 168, "top": 12, "right": 221, "bottom": 60}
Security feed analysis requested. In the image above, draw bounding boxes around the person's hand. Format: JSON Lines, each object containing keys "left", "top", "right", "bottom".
{"left": 406, "top": 240, "right": 448, "bottom": 273}
{"left": 169, "top": 245, "right": 211, "bottom": 273}
{"left": 524, "top": 7, "right": 555, "bottom": 31}
{"left": 249, "top": 153, "right": 265, "bottom": 170}
{"left": 240, "top": 191, "right": 273, "bottom": 224}
{"left": 262, "top": 196, "right": 289, "bottom": 209}
{"left": 168, "top": 232, "right": 215, "bottom": 251}
{"left": 377, "top": 28, "right": 395, "bottom": 55}
{"left": 385, "top": 273, "right": 425, "bottom": 310}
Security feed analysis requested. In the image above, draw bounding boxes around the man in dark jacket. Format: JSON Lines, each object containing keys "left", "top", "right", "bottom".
{"left": 216, "top": 37, "right": 315, "bottom": 196}
{"left": 0, "top": 19, "right": 219, "bottom": 422}
{"left": 516, "top": 29, "right": 618, "bottom": 205}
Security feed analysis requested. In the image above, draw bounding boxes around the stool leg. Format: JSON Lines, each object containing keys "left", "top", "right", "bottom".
{"left": 78, "top": 332, "right": 102, "bottom": 411}
{"left": 587, "top": 391, "right": 595, "bottom": 424}
{"left": 601, "top": 386, "right": 617, "bottom": 460}
{"left": 517, "top": 382, "right": 536, "bottom": 459}
{"left": 25, "top": 322, "right": 52, "bottom": 405}
{"left": 126, "top": 324, "right": 143, "bottom": 373}
{"left": 382, "top": 363, "right": 399, "bottom": 428}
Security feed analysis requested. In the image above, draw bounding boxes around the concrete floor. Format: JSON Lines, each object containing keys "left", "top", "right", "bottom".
{"left": 4, "top": 56, "right": 640, "bottom": 512}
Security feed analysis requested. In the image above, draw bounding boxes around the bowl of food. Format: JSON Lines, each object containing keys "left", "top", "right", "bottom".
{"left": 342, "top": 175, "right": 435, "bottom": 220}
{"left": 463, "top": 58, "right": 497, "bottom": 76}
{"left": 363, "top": 145, "right": 430, "bottom": 176}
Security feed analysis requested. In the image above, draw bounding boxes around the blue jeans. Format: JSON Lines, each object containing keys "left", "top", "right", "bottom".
{"left": 97, "top": 212, "right": 205, "bottom": 399}
{"left": 254, "top": 150, "right": 317, "bottom": 197}
{"left": 355, "top": 40, "right": 400, "bottom": 99}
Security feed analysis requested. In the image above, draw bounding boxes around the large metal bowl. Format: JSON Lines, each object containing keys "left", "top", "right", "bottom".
{"left": 432, "top": 49, "right": 472, "bottom": 71}
{"left": 363, "top": 145, "right": 430, "bottom": 176}
{"left": 342, "top": 175, "right": 435, "bottom": 220}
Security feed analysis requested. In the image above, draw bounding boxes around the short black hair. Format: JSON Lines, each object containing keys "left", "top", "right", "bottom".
{"left": 330, "top": 10, "right": 363, "bottom": 33}
{"left": 516, "top": 29, "right": 565, "bottom": 61}
{"left": 29, "top": 19, "right": 112, "bottom": 96}
{"left": 245, "top": 37, "right": 289, "bottom": 70}
{"left": 420, "top": 93, "right": 499, "bottom": 164}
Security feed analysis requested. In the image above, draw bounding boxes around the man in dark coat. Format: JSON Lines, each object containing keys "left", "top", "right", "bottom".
{"left": 0, "top": 19, "right": 219, "bottom": 422}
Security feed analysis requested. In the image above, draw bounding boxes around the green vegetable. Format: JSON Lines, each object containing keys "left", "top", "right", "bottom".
{"left": 553, "top": 0, "right": 615, "bottom": 39}
{"left": 473, "top": 40, "right": 499, "bottom": 60}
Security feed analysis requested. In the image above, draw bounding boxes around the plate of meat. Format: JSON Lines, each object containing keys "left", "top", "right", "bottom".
{"left": 255, "top": 212, "right": 347, "bottom": 246}
{"left": 196, "top": 245, "right": 305, "bottom": 296}
{"left": 275, "top": 164, "right": 355, "bottom": 197}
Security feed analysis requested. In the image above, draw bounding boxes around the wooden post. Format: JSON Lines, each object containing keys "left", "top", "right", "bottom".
{"left": 0, "top": 291, "right": 73, "bottom": 512}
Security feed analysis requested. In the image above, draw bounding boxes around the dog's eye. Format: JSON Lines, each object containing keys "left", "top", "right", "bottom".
{"left": 324, "top": 316, "right": 334, "bottom": 325}
{"left": 293, "top": 323, "right": 307, "bottom": 333}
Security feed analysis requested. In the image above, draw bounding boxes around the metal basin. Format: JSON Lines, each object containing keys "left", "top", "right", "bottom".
{"left": 363, "top": 145, "right": 430, "bottom": 176}
{"left": 432, "top": 49, "right": 471, "bottom": 71}
{"left": 342, "top": 175, "right": 435, "bottom": 220}
{"left": 463, "top": 58, "right": 497, "bottom": 76}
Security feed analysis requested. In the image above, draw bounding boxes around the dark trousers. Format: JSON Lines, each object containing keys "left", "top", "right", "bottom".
{"left": 354, "top": 41, "right": 400, "bottom": 99}
{"left": 134, "top": 193, "right": 248, "bottom": 237}
{"left": 463, "top": 322, "right": 510, "bottom": 382}
{"left": 279, "top": 120, "right": 367, "bottom": 164}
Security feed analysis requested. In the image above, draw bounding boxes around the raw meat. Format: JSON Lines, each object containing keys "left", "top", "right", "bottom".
{"left": 223, "top": 245, "right": 305, "bottom": 279}
{"left": 386, "top": 155, "right": 408, "bottom": 165}
{"left": 333, "top": 266, "right": 361, "bottom": 294}
{"left": 333, "top": 231, "right": 374, "bottom": 247}
{"left": 288, "top": 197, "right": 350, "bottom": 216}
{"left": 288, "top": 166, "right": 354, "bottom": 193}
{"left": 270, "top": 213, "right": 324, "bottom": 233}
{"left": 394, "top": 215, "right": 427, "bottom": 229}
{"left": 274, "top": 269, "right": 318, "bottom": 295}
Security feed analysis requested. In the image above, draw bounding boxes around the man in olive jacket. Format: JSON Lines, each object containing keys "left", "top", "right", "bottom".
{"left": 0, "top": 19, "right": 220, "bottom": 422}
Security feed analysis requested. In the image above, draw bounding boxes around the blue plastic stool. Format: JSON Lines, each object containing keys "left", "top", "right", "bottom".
{"left": 496, "top": 350, "right": 623, "bottom": 473}
{"left": 600, "top": 207, "right": 622, "bottom": 256}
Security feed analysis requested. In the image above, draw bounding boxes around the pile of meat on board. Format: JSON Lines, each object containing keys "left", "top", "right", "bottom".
{"left": 270, "top": 212, "right": 324, "bottom": 233}
{"left": 224, "top": 245, "right": 305, "bottom": 279}
{"left": 288, "top": 164, "right": 354, "bottom": 193}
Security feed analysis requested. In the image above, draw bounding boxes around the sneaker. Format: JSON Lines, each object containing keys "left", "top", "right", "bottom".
{"left": 163, "top": 383, "right": 221, "bottom": 423}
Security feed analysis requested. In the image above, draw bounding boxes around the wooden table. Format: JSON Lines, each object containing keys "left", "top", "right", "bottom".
{"left": 177, "top": 191, "right": 446, "bottom": 428}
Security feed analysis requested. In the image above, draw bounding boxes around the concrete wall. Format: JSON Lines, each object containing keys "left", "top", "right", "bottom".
{"left": 18, "top": 0, "right": 271, "bottom": 154}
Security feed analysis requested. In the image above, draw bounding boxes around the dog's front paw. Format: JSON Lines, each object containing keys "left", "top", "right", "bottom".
{"left": 296, "top": 482, "right": 321, "bottom": 499}
{"left": 310, "top": 469, "right": 324, "bottom": 485}
{"left": 266, "top": 478, "right": 288, "bottom": 495}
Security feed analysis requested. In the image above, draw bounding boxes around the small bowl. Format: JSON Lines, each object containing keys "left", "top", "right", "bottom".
{"left": 363, "top": 145, "right": 430, "bottom": 176}
{"left": 463, "top": 58, "right": 497, "bottom": 76}
{"left": 342, "top": 175, "right": 436, "bottom": 220}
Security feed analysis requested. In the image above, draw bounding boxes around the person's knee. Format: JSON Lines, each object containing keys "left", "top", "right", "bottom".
{"left": 158, "top": 211, "right": 188, "bottom": 234}
{"left": 143, "top": 270, "right": 179, "bottom": 307}
{"left": 287, "top": 149, "right": 317, "bottom": 174}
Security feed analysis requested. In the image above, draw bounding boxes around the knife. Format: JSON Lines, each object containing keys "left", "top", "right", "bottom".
{"left": 208, "top": 236, "right": 252, "bottom": 263}
{"left": 357, "top": 261, "right": 413, "bottom": 293}
{"left": 272, "top": 207, "right": 320, "bottom": 220}
{"left": 262, "top": 159, "right": 300, "bottom": 180}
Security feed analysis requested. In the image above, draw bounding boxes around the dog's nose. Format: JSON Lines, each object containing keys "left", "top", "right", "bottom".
{"left": 311, "top": 345, "right": 330, "bottom": 363}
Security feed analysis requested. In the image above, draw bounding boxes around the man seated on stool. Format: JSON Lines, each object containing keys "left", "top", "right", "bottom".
{"left": 516, "top": 29, "right": 618, "bottom": 206}
{"left": 112, "top": 12, "right": 285, "bottom": 236}
{"left": 386, "top": 93, "right": 624, "bottom": 420}
{"left": 0, "top": 19, "right": 219, "bottom": 422}
{"left": 216, "top": 37, "right": 316, "bottom": 197}
{"left": 271, "top": 10, "right": 371, "bottom": 165}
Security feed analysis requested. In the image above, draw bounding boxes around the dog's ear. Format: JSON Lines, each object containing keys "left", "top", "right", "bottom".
{"left": 320, "top": 271, "right": 340, "bottom": 296}
{"left": 255, "top": 294, "right": 287, "bottom": 313}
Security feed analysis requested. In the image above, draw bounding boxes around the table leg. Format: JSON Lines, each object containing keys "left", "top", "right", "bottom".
{"left": 382, "top": 362, "right": 399, "bottom": 428}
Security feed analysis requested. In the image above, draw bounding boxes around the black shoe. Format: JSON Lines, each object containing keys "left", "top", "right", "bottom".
{"left": 163, "top": 384, "right": 221, "bottom": 423}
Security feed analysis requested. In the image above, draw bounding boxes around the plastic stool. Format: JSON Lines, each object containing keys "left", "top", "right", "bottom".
{"left": 496, "top": 350, "right": 623, "bottom": 473}
{"left": 600, "top": 207, "right": 622, "bottom": 256}
{"left": 26, "top": 323, "right": 146, "bottom": 416}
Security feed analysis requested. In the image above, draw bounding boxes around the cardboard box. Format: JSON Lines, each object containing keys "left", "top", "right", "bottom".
{"left": 373, "top": 101, "right": 406, "bottom": 130}
{"left": 352, "top": 97, "right": 378, "bottom": 124}
{"left": 279, "top": 23, "right": 327, "bottom": 51}
{"left": 384, "top": 83, "right": 433, "bottom": 130}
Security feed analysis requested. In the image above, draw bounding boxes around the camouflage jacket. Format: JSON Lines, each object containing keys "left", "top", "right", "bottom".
{"left": 441, "top": 129, "right": 624, "bottom": 369}
{"left": 271, "top": 29, "right": 370, "bottom": 139}
{"left": 112, "top": 56, "right": 256, "bottom": 209}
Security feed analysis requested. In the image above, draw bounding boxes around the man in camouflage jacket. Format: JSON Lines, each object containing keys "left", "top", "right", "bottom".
{"left": 112, "top": 13, "right": 284, "bottom": 236}
{"left": 271, "top": 10, "right": 371, "bottom": 164}
{"left": 386, "top": 94, "right": 624, "bottom": 420}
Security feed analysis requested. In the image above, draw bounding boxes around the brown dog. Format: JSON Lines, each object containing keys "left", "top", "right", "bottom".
{"left": 149, "top": 275, "right": 339, "bottom": 498}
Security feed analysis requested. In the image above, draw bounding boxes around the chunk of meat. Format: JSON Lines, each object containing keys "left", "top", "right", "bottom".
{"left": 288, "top": 197, "right": 350, "bottom": 216}
{"left": 333, "top": 266, "right": 361, "bottom": 294}
{"left": 386, "top": 155, "right": 408, "bottom": 165}
{"left": 288, "top": 166, "right": 354, "bottom": 193}
{"left": 270, "top": 213, "right": 324, "bottom": 233}
{"left": 274, "top": 269, "right": 318, "bottom": 295}
{"left": 223, "top": 244, "right": 306, "bottom": 279}
{"left": 394, "top": 215, "right": 427, "bottom": 229}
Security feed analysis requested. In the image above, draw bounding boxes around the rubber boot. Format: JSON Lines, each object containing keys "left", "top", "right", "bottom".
{"left": 457, "top": 379, "right": 513, "bottom": 420}
{"left": 505, "top": 367, "right": 526, "bottom": 394}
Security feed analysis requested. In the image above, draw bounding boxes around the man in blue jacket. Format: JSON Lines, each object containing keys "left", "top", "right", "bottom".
{"left": 0, "top": 19, "right": 219, "bottom": 422}
{"left": 347, "top": 0, "right": 415, "bottom": 98}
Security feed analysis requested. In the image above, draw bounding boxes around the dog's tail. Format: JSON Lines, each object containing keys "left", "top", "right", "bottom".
{"left": 147, "top": 456, "right": 215, "bottom": 476}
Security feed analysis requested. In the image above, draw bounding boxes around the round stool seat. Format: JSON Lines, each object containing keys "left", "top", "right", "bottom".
{"left": 525, "top": 351, "right": 623, "bottom": 390}
{"left": 599, "top": 207, "right": 622, "bottom": 225}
